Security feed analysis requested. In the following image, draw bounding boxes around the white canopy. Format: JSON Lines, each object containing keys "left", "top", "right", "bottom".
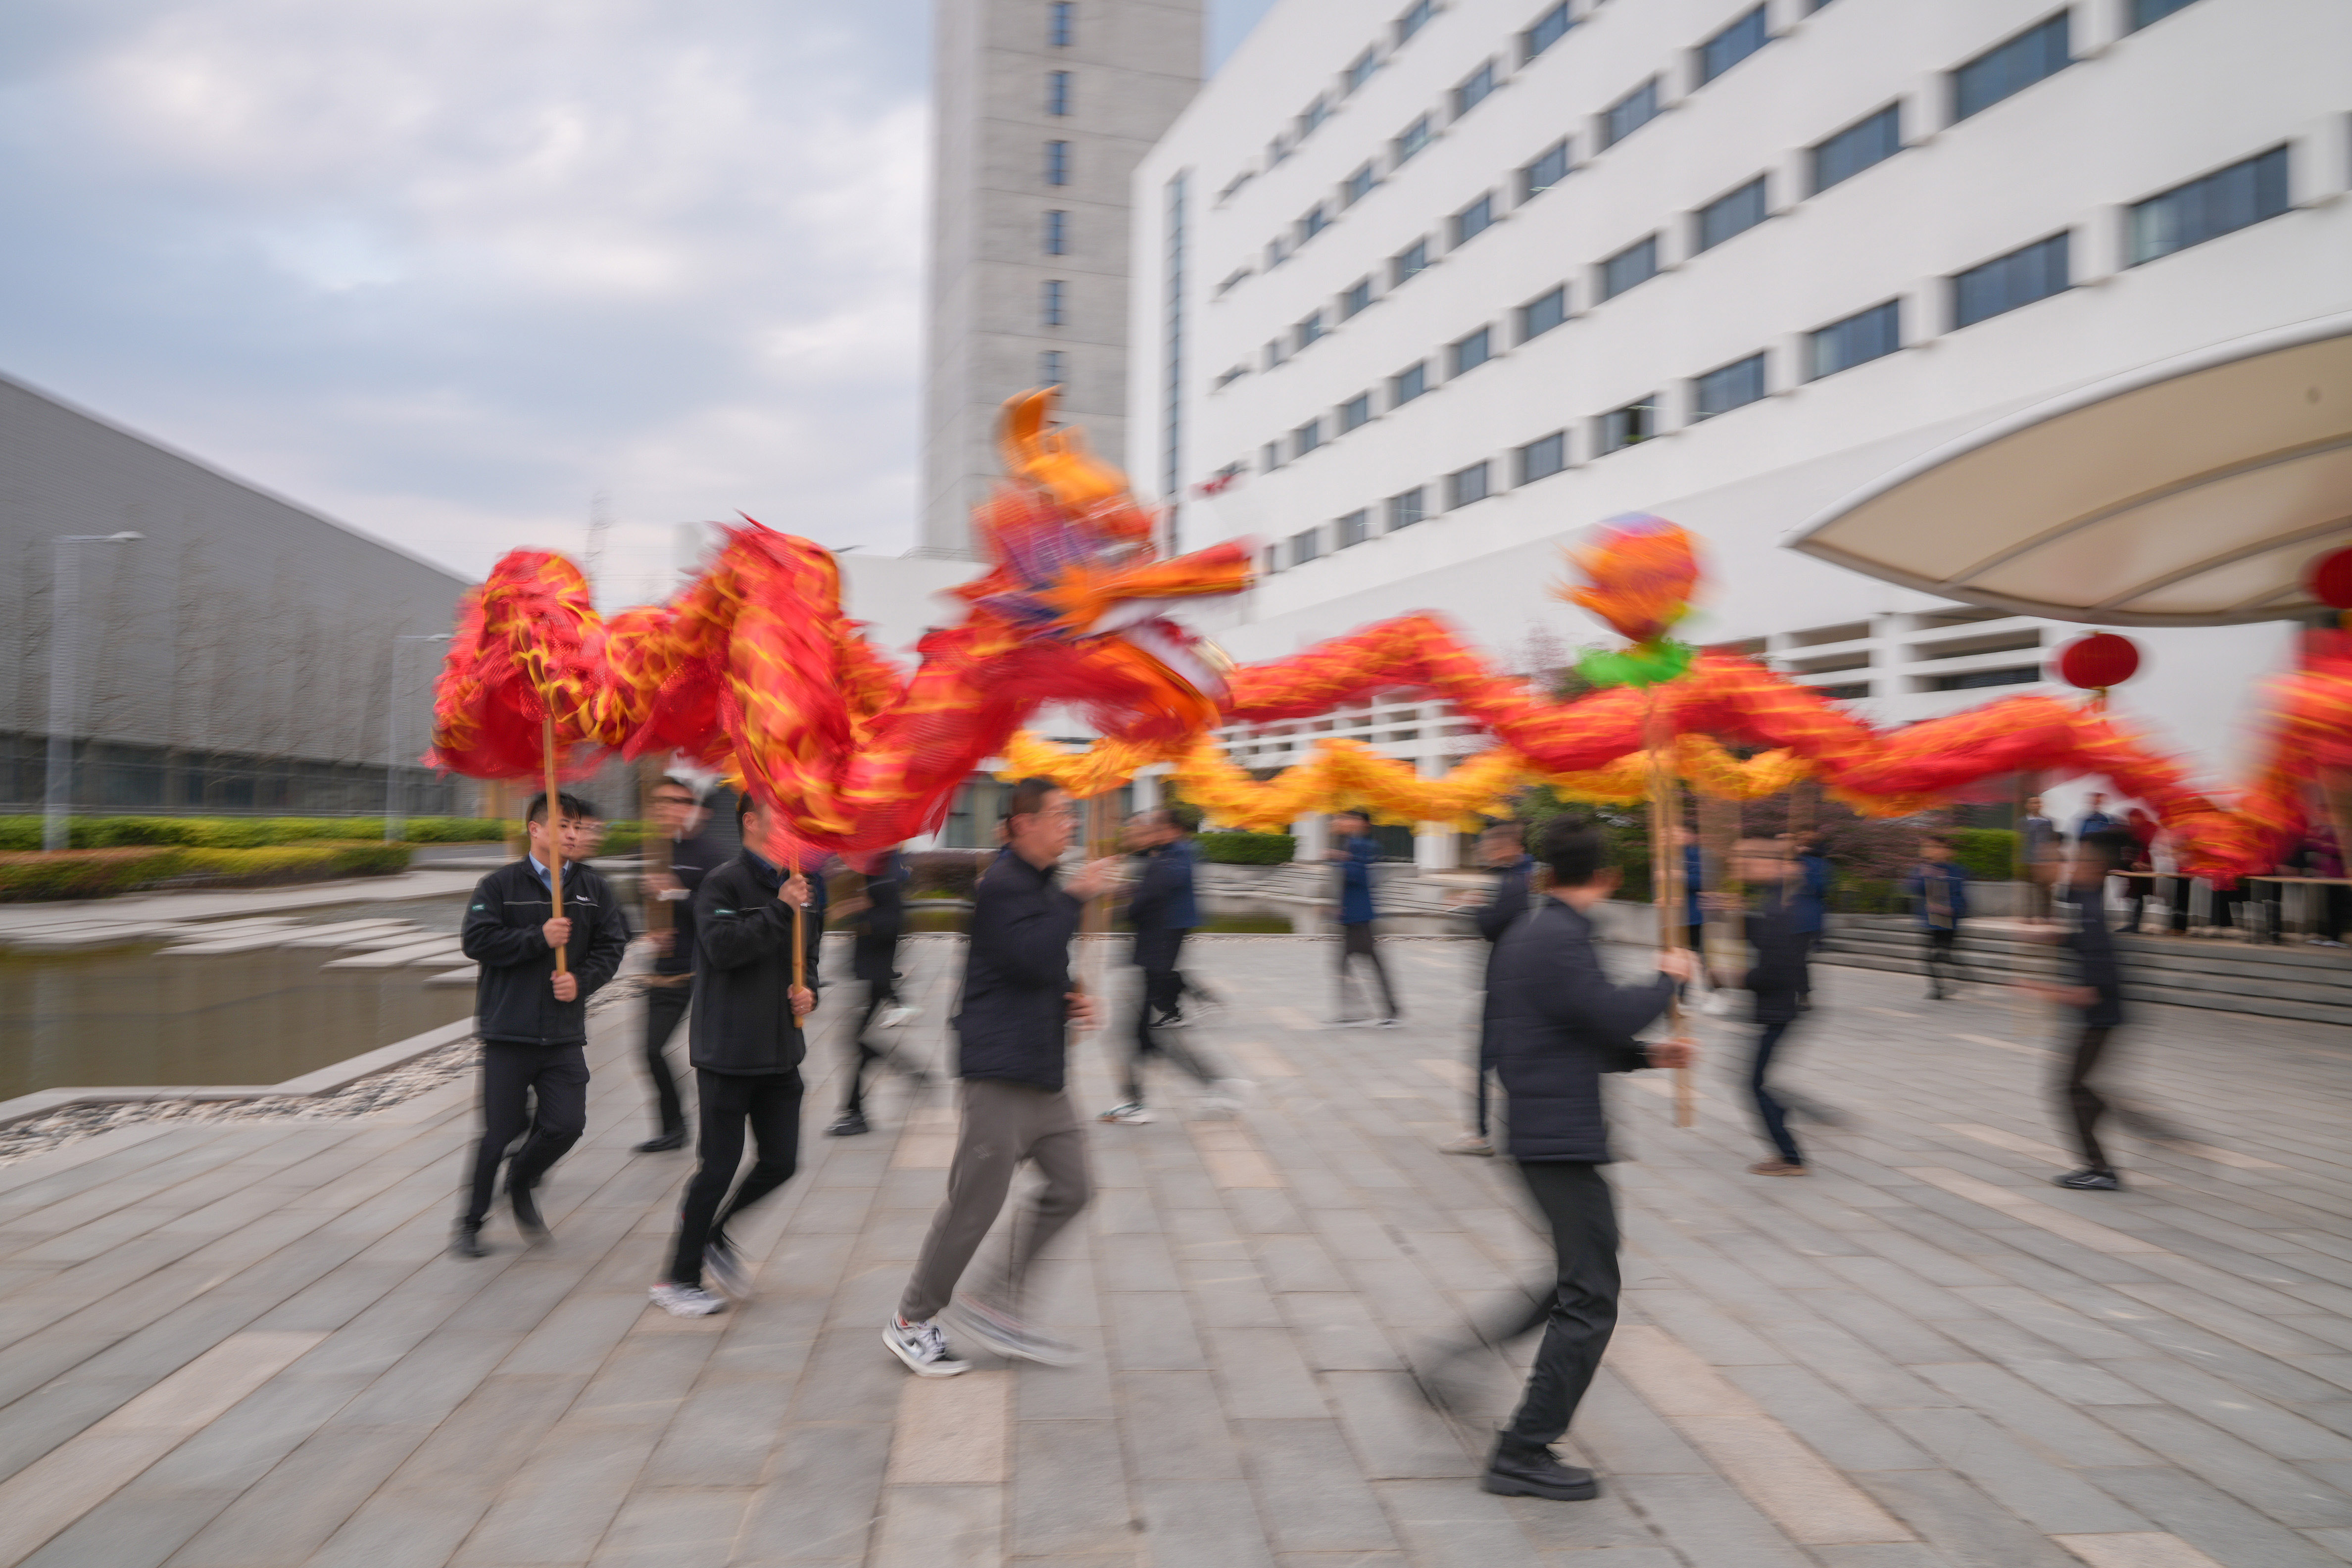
{"left": 1786, "top": 312, "right": 2352, "bottom": 627}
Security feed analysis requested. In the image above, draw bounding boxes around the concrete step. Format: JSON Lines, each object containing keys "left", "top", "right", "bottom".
{"left": 1821, "top": 928, "right": 2352, "bottom": 1000}
{"left": 321, "top": 937, "right": 465, "bottom": 970}
{"left": 279, "top": 922, "right": 428, "bottom": 950}
{"left": 424, "top": 965, "right": 480, "bottom": 987}
{"left": 1814, "top": 939, "right": 2352, "bottom": 1027}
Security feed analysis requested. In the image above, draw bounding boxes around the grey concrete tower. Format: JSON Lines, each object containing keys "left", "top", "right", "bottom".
{"left": 920, "top": 0, "right": 1202, "bottom": 556}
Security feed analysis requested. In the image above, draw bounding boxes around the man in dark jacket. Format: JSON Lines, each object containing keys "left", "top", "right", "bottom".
{"left": 829, "top": 844, "right": 919, "bottom": 1137}
{"left": 649, "top": 793, "right": 819, "bottom": 1316}
{"left": 1102, "top": 810, "right": 1235, "bottom": 1125}
{"left": 1476, "top": 815, "right": 1692, "bottom": 1502}
{"left": 2023, "top": 828, "right": 2133, "bottom": 1191}
{"left": 1904, "top": 838, "right": 1970, "bottom": 1000}
{"left": 1326, "top": 809, "right": 1400, "bottom": 1025}
{"left": 888, "top": 778, "right": 1110, "bottom": 1376}
{"left": 1721, "top": 839, "right": 1811, "bottom": 1176}
{"left": 636, "top": 777, "right": 725, "bottom": 1153}
{"left": 1442, "top": 822, "right": 1534, "bottom": 1157}
{"left": 453, "top": 791, "right": 632, "bottom": 1258}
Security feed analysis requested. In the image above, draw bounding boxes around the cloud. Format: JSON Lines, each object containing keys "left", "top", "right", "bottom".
{"left": 0, "top": 0, "right": 930, "bottom": 592}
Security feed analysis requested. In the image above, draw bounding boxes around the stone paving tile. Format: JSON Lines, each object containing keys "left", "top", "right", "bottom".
{"left": 1, "top": 942, "right": 2351, "bottom": 1566}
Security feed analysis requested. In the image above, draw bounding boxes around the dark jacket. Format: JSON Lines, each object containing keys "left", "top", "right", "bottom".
{"left": 461, "top": 858, "right": 632, "bottom": 1046}
{"left": 1474, "top": 857, "right": 1535, "bottom": 978}
{"left": 851, "top": 849, "right": 906, "bottom": 983}
{"left": 1683, "top": 841, "right": 1706, "bottom": 930}
{"left": 1790, "top": 853, "right": 1832, "bottom": 936}
{"left": 955, "top": 850, "right": 1081, "bottom": 1092}
{"left": 1488, "top": 898, "right": 1676, "bottom": 1162}
{"left": 1743, "top": 895, "right": 1809, "bottom": 1026}
{"left": 653, "top": 830, "right": 726, "bottom": 978}
{"left": 1163, "top": 836, "right": 1199, "bottom": 930}
{"left": 1126, "top": 841, "right": 1191, "bottom": 971}
{"left": 1904, "top": 863, "right": 1970, "bottom": 929}
{"left": 1336, "top": 833, "right": 1379, "bottom": 925}
{"left": 689, "top": 849, "right": 822, "bottom": 1076}
{"left": 2059, "top": 883, "right": 2125, "bottom": 1028}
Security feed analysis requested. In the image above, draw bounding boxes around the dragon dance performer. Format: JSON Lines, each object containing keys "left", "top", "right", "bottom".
{"left": 635, "top": 776, "right": 725, "bottom": 1154}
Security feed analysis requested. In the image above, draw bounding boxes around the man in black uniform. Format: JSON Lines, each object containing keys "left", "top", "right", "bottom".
{"left": 453, "top": 791, "right": 632, "bottom": 1258}
{"left": 1477, "top": 815, "right": 1692, "bottom": 1501}
{"left": 649, "top": 792, "right": 821, "bottom": 1315}
{"left": 1443, "top": 822, "right": 1535, "bottom": 1157}
{"left": 636, "top": 777, "right": 725, "bottom": 1153}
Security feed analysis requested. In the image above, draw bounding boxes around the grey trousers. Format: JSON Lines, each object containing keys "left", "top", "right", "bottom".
{"left": 898, "top": 1078, "right": 1092, "bottom": 1323}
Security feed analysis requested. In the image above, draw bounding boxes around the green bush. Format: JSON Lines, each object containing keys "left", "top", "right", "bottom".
{"left": 0, "top": 814, "right": 510, "bottom": 851}
{"left": 402, "top": 817, "right": 508, "bottom": 843}
{"left": 1197, "top": 830, "right": 1297, "bottom": 865}
{"left": 181, "top": 844, "right": 412, "bottom": 884}
{"left": 0, "top": 848, "right": 190, "bottom": 900}
{"left": 1949, "top": 828, "right": 2020, "bottom": 883}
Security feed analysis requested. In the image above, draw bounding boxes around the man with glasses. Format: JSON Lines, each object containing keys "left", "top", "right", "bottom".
{"left": 637, "top": 777, "right": 724, "bottom": 1152}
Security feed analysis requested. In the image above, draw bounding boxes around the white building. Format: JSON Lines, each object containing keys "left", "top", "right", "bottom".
{"left": 1127, "top": 0, "right": 2352, "bottom": 863}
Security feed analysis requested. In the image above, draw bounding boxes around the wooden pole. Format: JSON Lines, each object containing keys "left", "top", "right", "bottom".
{"left": 1645, "top": 695, "right": 1693, "bottom": 1128}
{"left": 542, "top": 714, "right": 567, "bottom": 975}
{"left": 1080, "top": 791, "right": 1111, "bottom": 1031}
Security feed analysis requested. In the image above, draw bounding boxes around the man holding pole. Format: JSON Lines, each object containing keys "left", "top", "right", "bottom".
{"left": 453, "top": 791, "right": 631, "bottom": 1258}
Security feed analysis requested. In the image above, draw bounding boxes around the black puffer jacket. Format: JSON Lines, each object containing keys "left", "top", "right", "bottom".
{"left": 2059, "top": 883, "right": 2125, "bottom": 1028}
{"left": 689, "top": 850, "right": 823, "bottom": 1076}
{"left": 461, "top": 859, "right": 632, "bottom": 1045}
{"left": 954, "top": 850, "right": 1080, "bottom": 1092}
{"left": 1743, "top": 896, "right": 1809, "bottom": 1026}
{"left": 1488, "top": 898, "right": 1675, "bottom": 1162}
{"left": 1125, "top": 842, "right": 1189, "bottom": 972}
{"left": 652, "top": 830, "right": 726, "bottom": 978}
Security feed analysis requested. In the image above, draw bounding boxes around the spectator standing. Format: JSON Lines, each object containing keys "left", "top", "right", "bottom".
{"left": 2073, "top": 791, "right": 2121, "bottom": 841}
{"left": 2020, "top": 796, "right": 2058, "bottom": 923}
{"left": 1442, "top": 823, "right": 1534, "bottom": 1157}
{"left": 636, "top": 778, "right": 724, "bottom": 1153}
{"left": 453, "top": 791, "right": 631, "bottom": 1258}
{"left": 1326, "top": 809, "right": 1401, "bottom": 1026}
{"left": 1787, "top": 833, "right": 1832, "bottom": 1007}
{"left": 649, "top": 794, "right": 820, "bottom": 1315}
{"left": 1904, "top": 837, "right": 1970, "bottom": 1001}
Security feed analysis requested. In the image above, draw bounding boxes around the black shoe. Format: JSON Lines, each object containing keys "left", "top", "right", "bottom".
{"left": 634, "top": 1130, "right": 686, "bottom": 1154}
{"left": 508, "top": 1176, "right": 549, "bottom": 1241}
{"left": 2054, "top": 1167, "right": 2122, "bottom": 1191}
{"left": 1482, "top": 1440, "right": 1599, "bottom": 1501}
{"left": 827, "top": 1112, "right": 870, "bottom": 1137}
{"left": 451, "top": 1222, "right": 490, "bottom": 1259}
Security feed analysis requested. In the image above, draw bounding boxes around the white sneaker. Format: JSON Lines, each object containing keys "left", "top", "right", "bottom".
{"left": 877, "top": 1004, "right": 921, "bottom": 1028}
{"left": 885, "top": 1314, "right": 971, "bottom": 1376}
{"left": 1199, "top": 1078, "right": 1255, "bottom": 1119}
{"left": 703, "top": 1240, "right": 753, "bottom": 1301}
{"left": 650, "top": 1282, "right": 728, "bottom": 1317}
{"left": 954, "top": 1297, "right": 1081, "bottom": 1366}
{"left": 1100, "top": 1102, "right": 1155, "bottom": 1125}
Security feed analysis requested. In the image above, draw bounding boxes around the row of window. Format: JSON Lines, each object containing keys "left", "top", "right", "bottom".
{"left": 1248, "top": 139, "right": 2294, "bottom": 574}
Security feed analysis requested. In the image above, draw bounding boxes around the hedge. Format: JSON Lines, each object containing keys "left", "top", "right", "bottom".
{"left": 0, "top": 840, "right": 413, "bottom": 901}
{"left": 1948, "top": 828, "right": 2021, "bottom": 883}
{"left": 1197, "top": 830, "right": 1297, "bottom": 865}
{"left": 0, "top": 815, "right": 508, "bottom": 851}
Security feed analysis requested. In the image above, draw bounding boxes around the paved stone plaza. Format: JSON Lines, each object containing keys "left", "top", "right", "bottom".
{"left": 2, "top": 932, "right": 2352, "bottom": 1568}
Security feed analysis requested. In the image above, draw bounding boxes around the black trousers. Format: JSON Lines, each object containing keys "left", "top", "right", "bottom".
{"left": 641, "top": 981, "right": 691, "bottom": 1136}
{"left": 463, "top": 1042, "right": 589, "bottom": 1227}
{"left": 670, "top": 1068, "right": 803, "bottom": 1285}
{"left": 1471, "top": 1015, "right": 1499, "bottom": 1137}
{"left": 1923, "top": 927, "right": 1959, "bottom": 994}
{"left": 1336, "top": 923, "right": 1399, "bottom": 1020}
{"left": 842, "top": 971, "right": 899, "bottom": 1115}
{"left": 1121, "top": 969, "right": 1218, "bottom": 1103}
{"left": 1750, "top": 1019, "right": 1801, "bottom": 1164}
{"left": 1501, "top": 1161, "right": 1621, "bottom": 1449}
{"left": 2058, "top": 1025, "right": 2115, "bottom": 1173}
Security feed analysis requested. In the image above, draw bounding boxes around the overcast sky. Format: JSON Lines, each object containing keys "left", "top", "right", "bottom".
{"left": 0, "top": 0, "right": 1274, "bottom": 602}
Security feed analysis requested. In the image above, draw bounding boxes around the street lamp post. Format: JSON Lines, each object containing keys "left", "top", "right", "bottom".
{"left": 44, "top": 533, "right": 143, "bottom": 853}
{"left": 386, "top": 635, "right": 451, "bottom": 843}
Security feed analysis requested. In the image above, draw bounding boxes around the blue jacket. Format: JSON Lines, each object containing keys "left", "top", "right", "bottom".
{"left": 1488, "top": 899, "right": 1676, "bottom": 1162}
{"left": 1790, "top": 853, "right": 1832, "bottom": 935}
{"left": 1125, "top": 840, "right": 1193, "bottom": 971}
{"left": 954, "top": 850, "right": 1081, "bottom": 1092}
{"left": 1164, "top": 836, "right": 1199, "bottom": 930}
{"left": 1903, "top": 862, "right": 1970, "bottom": 929}
{"left": 1336, "top": 833, "right": 1380, "bottom": 926}
{"left": 1683, "top": 841, "right": 1705, "bottom": 929}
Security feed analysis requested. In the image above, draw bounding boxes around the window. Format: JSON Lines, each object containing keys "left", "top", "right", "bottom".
{"left": 1261, "top": 441, "right": 1281, "bottom": 472}
{"left": 1265, "top": 237, "right": 1286, "bottom": 271}
{"left": 1695, "top": 176, "right": 1767, "bottom": 252}
{"left": 1298, "top": 203, "right": 1329, "bottom": 243}
{"left": 1933, "top": 667, "right": 2037, "bottom": 691}
{"left": 1336, "top": 509, "right": 1371, "bottom": 548}
{"left": 1809, "top": 299, "right": 1902, "bottom": 379}
{"left": 1523, "top": 2, "right": 1572, "bottom": 61}
{"left": 1214, "top": 364, "right": 1247, "bottom": 389}
{"left": 1267, "top": 134, "right": 1290, "bottom": 168}
{"left": 1295, "top": 310, "right": 1325, "bottom": 350}
{"left": 1038, "top": 349, "right": 1066, "bottom": 386}
{"left": 1045, "top": 140, "right": 1070, "bottom": 185}
{"left": 1046, "top": 69, "right": 1072, "bottom": 116}
{"left": 1601, "top": 79, "right": 1660, "bottom": 149}
{"left": 1290, "top": 526, "right": 1323, "bottom": 565}
{"left": 1262, "top": 545, "right": 1281, "bottom": 576}
{"left": 1812, "top": 104, "right": 1901, "bottom": 193}
{"left": 1396, "top": 0, "right": 1433, "bottom": 45}
{"left": 1346, "top": 48, "right": 1379, "bottom": 95}
{"left": 1521, "top": 139, "right": 1571, "bottom": 200}
{"left": 2130, "top": 0, "right": 2202, "bottom": 27}
{"left": 1391, "top": 361, "right": 1429, "bottom": 406}
{"left": 1454, "top": 60, "right": 1496, "bottom": 119}
{"left": 1043, "top": 209, "right": 1068, "bottom": 255}
{"left": 1696, "top": 5, "right": 1769, "bottom": 87}
{"left": 1691, "top": 353, "right": 1766, "bottom": 419}
{"left": 1340, "top": 392, "right": 1373, "bottom": 432}
{"left": 1951, "top": 232, "right": 2070, "bottom": 328}
{"left": 1049, "top": 1, "right": 1073, "bottom": 46}
{"left": 1300, "top": 96, "right": 1328, "bottom": 136}
{"left": 1391, "top": 238, "right": 1429, "bottom": 286}
{"left": 1344, "top": 163, "right": 1377, "bottom": 206}
{"left": 1448, "top": 461, "right": 1492, "bottom": 509}
{"left": 1041, "top": 278, "right": 1066, "bottom": 326}
{"left": 1263, "top": 339, "right": 1285, "bottom": 370}
{"left": 1599, "top": 235, "right": 1659, "bottom": 300}
{"left": 1519, "top": 285, "right": 1567, "bottom": 342}
{"left": 1386, "top": 488, "right": 1426, "bottom": 531}
{"left": 1394, "top": 115, "right": 1432, "bottom": 165}
{"left": 1518, "top": 431, "right": 1568, "bottom": 484}
{"left": 1452, "top": 193, "right": 1495, "bottom": 247}
{"left": 2129, "top": 147, "right": 2291, "bottom": 266}
{"left": 1597, "top": 398, "right": 1657, "bottom": 454}
{"left": 1951, "top": 13, "right": 2069, "bottom": 123}
{"left": 1340, "top": 277, "right": 1374, "bottom": 320}
{"left": 1451, "top": 326, "right": 1493, "bottom": 377}
{"left": 1293, "top": 418, "right": 1323, "bottom": 458}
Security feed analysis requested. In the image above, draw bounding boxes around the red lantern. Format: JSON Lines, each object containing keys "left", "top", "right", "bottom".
{"left": 2308, "top": 547, "right": 2352, "bottom": 612}
{"left": 2055, "top": 632, "right": 2140, "bottom": 691}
